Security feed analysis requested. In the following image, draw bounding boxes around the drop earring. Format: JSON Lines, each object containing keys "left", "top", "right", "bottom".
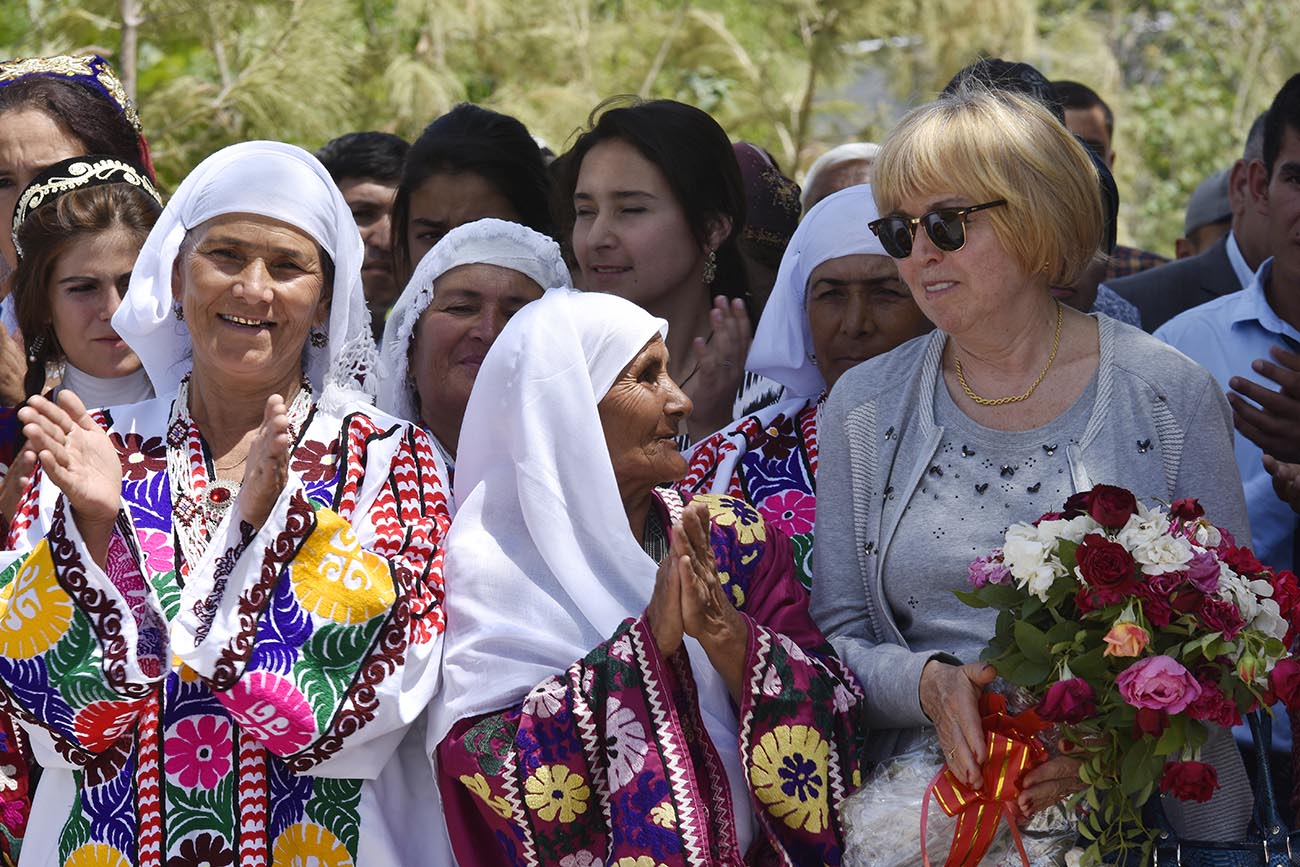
{"left": 703, "top": 250, "right": 717, "bottom": 286}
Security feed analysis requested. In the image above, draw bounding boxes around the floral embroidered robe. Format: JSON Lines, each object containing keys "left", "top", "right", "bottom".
{"left": 680, "top": 400, "right": 820, "bottom": 591}
{"left": 437, "top": 492, "right": 866, "bottom": 867}
{"left": 0, "top": 395, "right": 449, "bottom": 867}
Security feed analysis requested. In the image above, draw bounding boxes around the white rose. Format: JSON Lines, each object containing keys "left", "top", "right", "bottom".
{"left": 1003, "top": 525, "right": 1049, "bottom": 583}
{"left": 1026, "top": 562, "right": 1058, "bottom": 601}
{"left": 1252, "top": 598, "right": 1288, "bottom": 643}
{"left": 1193, "top": 521, "right": 1222, "bottom": 548}
{"left": 1133, "top": 533, "right": 1194, "bottom": 576}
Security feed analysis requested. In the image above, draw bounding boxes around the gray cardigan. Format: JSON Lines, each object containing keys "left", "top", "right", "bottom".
{"left": 811, "top": 315, "right": 1250, "bottom": 760}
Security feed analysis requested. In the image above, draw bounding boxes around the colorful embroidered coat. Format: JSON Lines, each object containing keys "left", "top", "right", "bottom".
{"left": 436, "top": 492, "right": 866, "bottom": 866}
{"left": 0, "top": 396, "right": 449, "bottom": 867}
{"left": 680, "top": 400, "right": 820, "bottom": 591}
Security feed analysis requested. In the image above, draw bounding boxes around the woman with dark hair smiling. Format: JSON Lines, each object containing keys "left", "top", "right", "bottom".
{"left": 554, "top": 98, "right": 754, "bottom": 442}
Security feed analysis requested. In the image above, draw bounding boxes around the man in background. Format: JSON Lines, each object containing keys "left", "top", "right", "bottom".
{"left": 1175, "top": 168, "right": 1232, "bottom": 259}
{"left": 799, "top": 142, "right": 878, "bottom": 212}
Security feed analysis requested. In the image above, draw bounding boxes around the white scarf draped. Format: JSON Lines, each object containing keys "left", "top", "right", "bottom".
{"left": 432, "top": 287, "right": 754, "bottom": 849}
{"left": 113, "top": 141, "right": 376, "bottom": 410}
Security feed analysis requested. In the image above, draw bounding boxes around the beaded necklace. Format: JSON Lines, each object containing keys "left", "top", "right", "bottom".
{"left": 167, "top": 376, "right": 313, "bottom": 568}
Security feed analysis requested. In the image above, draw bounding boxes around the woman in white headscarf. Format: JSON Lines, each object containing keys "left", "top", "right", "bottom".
{"left": 431, "top": 287, "right": 867, "bottom": 865}
{"left": 0, "top": 141, "right": 452, "bottom": 867}
{"left": 680, "top": 185, "right": 931, "bottom": 589}
{"left": 377, "top": 217, "right": 570, "bottom": 471}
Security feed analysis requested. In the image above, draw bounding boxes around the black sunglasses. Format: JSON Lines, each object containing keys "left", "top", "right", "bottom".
{"left": 868, "top": 199, "right": 1007, "bottom": 259}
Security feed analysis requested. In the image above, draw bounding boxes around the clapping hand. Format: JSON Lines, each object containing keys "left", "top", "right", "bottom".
{"left": 237, "top": 394, "right": 292, "bottom": 530}
{"left": 0, "top": 324, "right": 27, "bottom": 407}
{"left": 1228, "top": 346, "right": 1300, "bottom": 463}
{"left": 17, "top": 391, "right": 122, "bottom": 565}
{"left": 684, "top": 296, "right": 751, "bottom": 442}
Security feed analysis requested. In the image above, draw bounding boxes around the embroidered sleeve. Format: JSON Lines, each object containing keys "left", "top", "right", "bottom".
{"left": 172, "top": 417, "right": 449, "bottom": 775}
{"left": 0, "top": 498, "right": 165, "bottom": 767}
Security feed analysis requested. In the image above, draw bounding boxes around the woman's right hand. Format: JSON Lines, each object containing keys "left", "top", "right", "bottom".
{"left": 18, "top": 391, "right": 122, "bottom": 562}
{"left": 919, "top": 659, "right": 997, "bottom": 789}
{"left": 646, "top": 529, "right": 689, "bottom": 657}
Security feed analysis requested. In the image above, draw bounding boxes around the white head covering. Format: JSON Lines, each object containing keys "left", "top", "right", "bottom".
{"left": 375, "top": 217, "right": 570, "bottom": 422}
{"left": 432, "top": 287, "right": 754, "bottom": 847}
{"left": 745, "top": 184, "right": 889, "bottom": 401}
{"left": 113, "top": 141, "right": 376, "bottom": 410}
{"left": 800, "top": 142, "right": 880, "bottom": 210}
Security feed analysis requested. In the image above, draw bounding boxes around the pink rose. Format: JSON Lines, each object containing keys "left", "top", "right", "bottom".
{"left": 1103, "top": 621, "right": 1150, "bottom": 658}
{"left": 1037, "top": 677, "right": 1097, "bottom": 724}
{"left": 1183, "top": 550, "right": 1221, "bottom": 593}
{"left": 1116, "top": 655, "right": 1202, "bottom": 714}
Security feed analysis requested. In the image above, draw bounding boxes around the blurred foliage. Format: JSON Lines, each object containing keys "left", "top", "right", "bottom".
{"left": 2, "top": 0, "right": 1294, "bottom": 254}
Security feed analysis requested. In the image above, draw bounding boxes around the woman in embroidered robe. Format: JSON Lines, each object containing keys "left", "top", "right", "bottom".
{"left": 376, "top": 217, "right": 570, "bottom": 472}
{"left": 680, "top": 186, "right": 932, "bottom": 590}
{"left": 0, "top": 141, "right": 451, "bottom": 867}
{"left": 432, "top": 287, "right": 867, "bottom": 866}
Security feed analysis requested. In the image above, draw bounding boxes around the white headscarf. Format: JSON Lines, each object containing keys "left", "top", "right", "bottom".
{"left": 432, "top": 287, "right": 754, "bottom": 848}
{"left": 375, "top": 217, "right": 570, "bottom": 423}
{"left": 745, "top": 184, "right": 889, "bottom": 402}
{"left": 113, "top": 141, "right": 375, "bottom": 410}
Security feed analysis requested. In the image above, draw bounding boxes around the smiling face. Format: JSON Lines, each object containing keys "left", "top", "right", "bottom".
{"left": 174, "top": 214, "right": 329, "bottom": 392}
{"left": 891, "top": 190, "right": 1036, "bottom": 339}
{"left": 571, "top": 139, "right": 709, "bottom": 310}
{"left": 0, "top": 108, "right": 85, "bottom": 274}
{"left": 597, "top": 336, "right": 693, "bottom": 500}
{"left": 406, "top": 170, "right": 520, "bottom": 271}
{"left": 411, "top": 263, "right": 544, "bottom": 451}
{"left": 806, "top": 253, "right": 932, "bottom": 389}
{"left": 47, "top": 225, "right": 144, "bottom": 378}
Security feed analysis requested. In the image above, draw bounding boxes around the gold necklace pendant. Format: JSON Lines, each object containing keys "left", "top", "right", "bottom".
{"left": 954, "top": 300, "right": 1063, "bottom": 407}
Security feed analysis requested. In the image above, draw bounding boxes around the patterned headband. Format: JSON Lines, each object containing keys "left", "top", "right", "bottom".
{"left": 0, "top": 54, "right": 142, "bottom": 133}
{"left": 12, "top": 155, "right": 163, "bottom": 259}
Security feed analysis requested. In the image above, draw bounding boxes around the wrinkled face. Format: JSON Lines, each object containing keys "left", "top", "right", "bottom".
{"left": 891, "top": 190, "right": 1035, "bottom": 338}
{"left": 338, "top": 176, "right": 399, "bottom": 312}
{"left": 412, "top": 263, "right": 543, "bottom": 450}
{"left": 0, "top": 108, "right": 85, "bottom": 275}
{"left": 806, "top": 253, "right": 932, "bottom": 389}
{"left": 173, "top": 214, "right": 329, "bottom": 391}
{"left": 407, "top": 171, "right": 520, "bottom": 270}
{"left": 1064, "top": 106, "right": 1113, "bottom": 167}
{"left": 571, "top": 139, "right": 707, "bottom": 310}
{"left": 48, "top": 225, "right": 144, "bottom": 379}
{"left": 598, "top": 336, "right": 693, "bottom": 496}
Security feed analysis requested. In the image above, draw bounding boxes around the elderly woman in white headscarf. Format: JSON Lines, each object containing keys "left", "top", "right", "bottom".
{"left": 681, "top": 185, "right": 931, "bottom": 589}
{"left": 430, "top": 286, "right": 867, "bottom": 865}
{"left": 1, "top": 141, "right": 452, "bottom": 867}
{"left": 377, "top": 217, "right": 570, "bottom": 470}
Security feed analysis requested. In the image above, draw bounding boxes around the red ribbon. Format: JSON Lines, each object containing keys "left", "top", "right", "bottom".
{"left": 920, "top": 694, "right": 1050, "bottom": 867}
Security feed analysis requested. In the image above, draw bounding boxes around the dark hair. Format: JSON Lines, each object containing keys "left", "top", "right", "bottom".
{"left": 316, "top": 131, "right": 409, "bottom": 185}
{"left": 553, "top": 97, "right": 747, "bottom": 307}
{"left": 13, "top": 183, "right": 162, "bottom": 397}
{"left": 943, "top": 60, "right": 1065, "bottom": 124}
{"left": 1088, "top": 145, "right": 1119, "bottom": 255}
{"left": 1244, "top": 112, "right": 1267, "bottom": 162}
{"left": 0, "top": 77, "right": 145, "bottom": 176}
{"left": 391, "top": 104, "right": 551, "bottom": 279}
{"left": 1052, "top": 80, "right": 1114, "bottom": 138}
{"left": 1263, "top": 74, "right": 1300, "bottom": 177}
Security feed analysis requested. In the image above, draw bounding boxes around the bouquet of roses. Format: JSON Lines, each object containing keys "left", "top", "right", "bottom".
{"left": 957, "top": 485, "right": 1300, "bottom": 867}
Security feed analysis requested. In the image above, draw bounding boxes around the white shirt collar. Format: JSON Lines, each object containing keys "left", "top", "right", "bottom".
{"left": 1225, "top": 231, "right": 1255, "bottom": 293}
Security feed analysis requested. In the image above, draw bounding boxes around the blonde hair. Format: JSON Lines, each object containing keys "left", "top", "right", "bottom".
{"left": 872, "top": 85, "right": 1104, "bottom": 288}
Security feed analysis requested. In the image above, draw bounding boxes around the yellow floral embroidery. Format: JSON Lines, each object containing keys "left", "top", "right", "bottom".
{"left": 703, "top": 494, "right": 766, "bottom": 546}
{"left": 460, "top": 772, "right": 513, "bottom": 819}
{"left": 649, "top": 800, "right": 676, "bottom": 827}
{"left": 271, "top": 822, "right": 355, "bottom": 866}
{"left": 748, "top": 724, "right": 830, "bottom": 834}
{"left": 171, "top": 655, "right": 201, "bottom": 682}
{"left": 523, "top": 764, "right": 590, "bottom": 823}
{"left": 291, "top": 509, "right": 395, "bottom": 625}
{"left": 65, "top": 844, "right": 132, "bottom": 867}
{"left": 611, "top": 858, "right": 667, "bottom": 867}
{"left": 0, "top": 543, "right": 74, "bottom": 659}
{"left": 718, "top": 573, "right": 745, "bottom": 608}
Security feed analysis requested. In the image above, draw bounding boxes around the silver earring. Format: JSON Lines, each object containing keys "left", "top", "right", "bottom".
{"left": 807, "top": 352, "right": 819, "bottom": 367}
{"left": 703, "top": 250, "right": 717, "bottom": 286}
{"left": 173, "top": 301, "right": 184, "bottom": 321}
{"left": 26, "top": 334, "right": 45, "bottom": 363}
{"left": 310, "top": 329, "right": 327, "bottom": 348}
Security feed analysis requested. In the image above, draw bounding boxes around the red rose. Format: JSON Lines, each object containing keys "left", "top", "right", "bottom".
{"left": 1159, "top": 761, "right": 1218, "bottom": 802}
{"left": 1170, "top": 498, "right": 1205, "bottom": 521}
{"left": 1133, "top": 706, "right": 1169, "bottom": 738}
{"left": 1269, "top": 658, "right": 1300, "bottom": 710}
{"left": 1170, "top": 589, "right": 1206, "bottom": 615}
{"left": 1037, "top": 677, "right": 1097, "bottom": 724}
{"left": 1221, "top": 545, "right": 1264, "bottom": 576}
{"left": 1033, "top": 511, "right": 1065, "bottom": 526}
{"left": 1198, "top": 596, "right": 1245, "bottom": 641}
{"left": 1088, "top": 485, "right": 1140, "bottom": 529}
{"left": 1137, "top": 589, "right": 1174, "bottom": 628}
{"left": 1076, "top": 534, "right": 1137, "bottom": 605}
{"left": 1063, "top": 491, "right": 1092, "bottom": 519}
{"left": 1186, "top": 681, "right": 1242, "bottom": 727}
{"left": 1270, "top": 570, "right": 1300, "bottom": 644}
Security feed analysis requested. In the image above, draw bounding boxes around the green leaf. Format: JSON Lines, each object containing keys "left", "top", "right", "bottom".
{"left": 1013, "top": 620, "right": 1050, "bottom": 662}
{"left": 1120, "top": 738, "right": 1156, "bottom": 795}
{"left": 1154, "top": 715, "right": 1186, "bottom": 756}
{"left": 1016, "top": 658, "right": 1053, "bottom": 687}
{"left": 306, "top": 778, "right": 363, "bottom": 854}
{"left": 953, "top": 588, "right": 988, "bottom": 609}
{"left": 1057, "top": 540, "right": 1079, "bottom": 575}
{"left": 1071, "top": 648, "right": 1108, "bottom": 679}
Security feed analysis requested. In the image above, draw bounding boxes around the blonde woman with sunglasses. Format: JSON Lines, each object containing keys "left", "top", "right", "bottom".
{"left": 810, "top": 83, "right": 1252, "bottom": 845}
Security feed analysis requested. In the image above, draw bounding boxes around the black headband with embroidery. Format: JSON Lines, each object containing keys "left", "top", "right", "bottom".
{"left": 11, "top": 155, "right": 163, "bottom": 258}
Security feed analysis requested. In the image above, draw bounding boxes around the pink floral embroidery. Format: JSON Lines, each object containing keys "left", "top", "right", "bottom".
{"left": 139, "top": 529, "right": 176, "bottom": 576}
{"left": 164, "top": 715, "right": 232, "bottom": 789}
{"left": 220, "top": 672, "right": 316, "bottom": 754}
{"left": 760, "top": 490, "right": 816, "bottom": 538}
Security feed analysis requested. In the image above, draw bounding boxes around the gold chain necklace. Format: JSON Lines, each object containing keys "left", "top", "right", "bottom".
{"left": 954, "top": 300, "right": 1063, "bottom": 407}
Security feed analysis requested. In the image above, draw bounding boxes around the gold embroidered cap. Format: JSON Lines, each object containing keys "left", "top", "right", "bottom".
{"left": 12, "top": 155, "right": 162, "bottom": 258}
{"left": 0, "top": 54, "right": 142, "bottom": 133}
